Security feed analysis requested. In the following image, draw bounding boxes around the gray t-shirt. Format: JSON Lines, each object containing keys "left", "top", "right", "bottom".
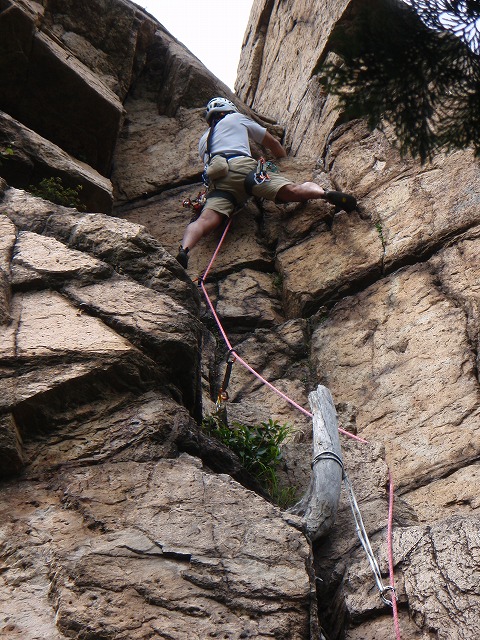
{"left": 198, "top": 112, "right": 266, "bottom": 162}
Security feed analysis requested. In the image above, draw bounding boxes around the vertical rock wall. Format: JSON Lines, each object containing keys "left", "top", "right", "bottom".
{"left": 1, "top": 0, "right": 479, "bottom": 639}
{"left": 0, "top": 1, "right": 317, "bottom": 638}
{"left": 235, "top": 1, "right": 480, "bottom": 639}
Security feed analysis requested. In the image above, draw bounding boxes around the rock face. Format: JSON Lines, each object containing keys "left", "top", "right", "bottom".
{"left": 1, "top": 0, "right": 479, "bottom": 639}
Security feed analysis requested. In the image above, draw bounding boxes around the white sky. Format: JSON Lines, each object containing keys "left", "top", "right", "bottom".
{"left": 138, "top": 0, "right": 255, "bottom": 91}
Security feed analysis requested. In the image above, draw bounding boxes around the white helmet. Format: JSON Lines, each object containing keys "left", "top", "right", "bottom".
{"left": 205, "top": 97, "right": 239, "bottom": 122}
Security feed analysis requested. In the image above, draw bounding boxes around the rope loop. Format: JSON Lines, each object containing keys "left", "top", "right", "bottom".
{"left": 311, "top": 450, "right": 344, "bottom": 472}
{"left": 226, "top": 348, "right": 237, "bottom": 364}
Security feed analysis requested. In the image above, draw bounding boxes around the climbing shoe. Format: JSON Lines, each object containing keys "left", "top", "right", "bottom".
{"left": 176, "top": 246, "right": 189, "bottom": 269}
{"left": 324, "top": 190, "right": 357, "bottom": 213}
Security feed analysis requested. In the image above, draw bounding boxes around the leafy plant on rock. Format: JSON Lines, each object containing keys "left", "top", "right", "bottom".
{"left": 202, "top": 412, "right": 297, "bottom": 508}
{"left": 0, "top": 145, "right": 14, "bottom": 165}
{"left": 28, "top": 176, "right": 85, "bottom": 210}
{"left": 0, "top": 145, "right": 14, "bottom": 166}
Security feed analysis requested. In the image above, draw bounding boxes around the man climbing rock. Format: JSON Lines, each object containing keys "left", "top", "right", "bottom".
{"left": 176, "top": 97, "right": 357, "bottom": 269}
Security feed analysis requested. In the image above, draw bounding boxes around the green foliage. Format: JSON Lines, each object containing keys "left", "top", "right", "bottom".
{"left": 202, "top": 412, "right": 297, "bottom": 508}
{"left": 318, "top": 0, "right": 480, "bottom": 163}
{"left": 28, "top": 177, "right": 85, "bottom": 210}
{"left": 0, "top": 145, "right": 14, "bottom": 166}
{"left": 272, "top": 272, "right": 283, "bottom": 289}
{"left": 375, "top": 222, "right": 385, "bottom": 247}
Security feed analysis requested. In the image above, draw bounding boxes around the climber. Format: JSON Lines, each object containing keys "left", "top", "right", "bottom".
{"left": 176, "top": 97, "right": 357, "bottom": 269}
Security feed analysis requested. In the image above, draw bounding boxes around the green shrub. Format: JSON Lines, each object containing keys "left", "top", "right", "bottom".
{"left": 28, "top": 177, "right": 85, "bottom": 210}
{"left": 202, "top": 412, "right": 297, "bottom": 508}
{"left": 272, "top": 272, "right": 283, "bottom": 289}
{"left": 0, "top": 145, "right": 14, "bottom": 167}
{"left": 0, "top": 145, "right": 13, "bottom": 159}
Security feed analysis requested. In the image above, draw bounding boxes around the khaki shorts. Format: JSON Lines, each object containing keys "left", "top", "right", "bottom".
{"left": 206, "top": 156, "right": 293, "bottom": 218}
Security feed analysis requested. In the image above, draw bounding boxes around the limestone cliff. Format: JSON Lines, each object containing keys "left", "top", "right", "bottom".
{"left": 0, "top": 1, "right": 479, "bottom": 639}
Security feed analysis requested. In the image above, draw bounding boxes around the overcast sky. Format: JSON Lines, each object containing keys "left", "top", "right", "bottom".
{"left": 138, "top": 0, "right": 255, "bottom": 90}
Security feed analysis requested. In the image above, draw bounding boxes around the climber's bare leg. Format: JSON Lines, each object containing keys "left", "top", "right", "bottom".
{"left": 276, "top": 182, "right": 326, "bottom": 203}
{"left": 181, "top": 207, "right": 225, "bottom": 251}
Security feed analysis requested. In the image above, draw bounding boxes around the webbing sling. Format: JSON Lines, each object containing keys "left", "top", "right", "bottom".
{"left": 205, "top": 117, "right": 217, "bottom": 162}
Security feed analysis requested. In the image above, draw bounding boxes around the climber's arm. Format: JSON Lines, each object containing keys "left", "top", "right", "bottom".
{"left": 261, "top": 130, "right": 287, "bottom": 158}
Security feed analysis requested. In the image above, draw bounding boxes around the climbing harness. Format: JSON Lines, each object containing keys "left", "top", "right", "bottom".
{"left": 197, "top": 219, "right": 401, "bottom": 640}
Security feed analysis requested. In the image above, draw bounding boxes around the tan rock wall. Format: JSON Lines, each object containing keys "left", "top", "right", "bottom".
{"left": 1, "top": 453, "right": 313, "bottom": 639}
{"left": 234, "top": 2, "right": 480, "bottom": 638}
{"left": 1, "top": 0, "right": 480, "bottom": 638}
{"left": 0, "top": 185, "right": 317, "bottom": 639}
{"left": 236, "top": 0, "right": 351, "bottom": 159}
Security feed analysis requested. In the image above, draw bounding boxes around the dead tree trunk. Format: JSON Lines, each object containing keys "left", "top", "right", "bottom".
{"left": 289, "top": 385, "right": 343, "bottom": 541}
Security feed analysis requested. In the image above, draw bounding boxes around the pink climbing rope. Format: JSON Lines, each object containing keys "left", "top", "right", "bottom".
{"left": 198, "top": 218, "right": 400, "bottom": 637}
{"left": 198, "top": 219, "right": 367, "bottom": 443}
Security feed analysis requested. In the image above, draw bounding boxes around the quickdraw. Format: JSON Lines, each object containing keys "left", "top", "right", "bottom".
{"left": 251, "top": 158, "right": 279, "bottom": 186}
{"left": 216, "top": 350, "right": 237, "bottom": 407}
{"left": 182, "top": 189, "right": 207, "bottom": 222}
{"left": 253, "top": 157, "right": 271, "bottom": 185}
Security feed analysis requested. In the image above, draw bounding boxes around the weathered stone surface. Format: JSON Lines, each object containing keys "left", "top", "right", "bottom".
{"left": 0, "top": 2, "right": 124, "bottom": 174}
{"left": 236, "top": 0, "right": 351, "bottom": 159}
{"left": 114, "top": 183, "right": 200, "bottom": 254}
{"left": 0, "top": 289, "right": 141, "bottom": 409}
{"left": 325, "top": 121, "right": 480, "bottom": 270}
{"left": 0, "top": 454, "right": 314, "bottom": 640}
{"left": 1, "top": 0, "right": 480, "bottom": 637}
{"left": 429, "top": 225, "right": 480, "bottom": 353}
{"left": 11, "top": 230, "right": 112, "bottom": 288}
{"left": 346, "top": 614, "right": 426, "bottom": 640}
{"left": 277, "top": 210, "right": 384, "bottom": 317}
{"left": 24, "top": 390, "right": 186, "bottom": 471}
{"left": 0, "top": 413, "right": 23, "bottom": 477}
{"left": 400, "top": 517, "right": 480, "bottom": 639}
{"left": 404, "top": 462, "right": 480, "bottom": 523}
{"left": 2, "top": 188, "right": 200, "bottom": 313}
{"left": 43, "top": 0, "right": 156, "bottom": 100}
{"left": 64, "top": 274, "right": 202, "bottom": 412}
{"left": 0, "top": 212, "right": 205, "bottom": 449}
{"left": 13, "top": 289, "right": 132, "bottom": 357}
{"left": 112, "top": 102, "right": 206, "bottom": 202}
{"left": 342, "top": 516, "right": 480, "bottom": 639}
{"left": 0, "top": 110, "right": 114, "bottom": 212}
{"left": 0, "top": 214, "right": 15, "bottom": 323}
{"left": 311, "top": 255, "right": 480, "bottom": 492}
{"left": 216, "top": 268, "right": 283, "bottom": 328}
